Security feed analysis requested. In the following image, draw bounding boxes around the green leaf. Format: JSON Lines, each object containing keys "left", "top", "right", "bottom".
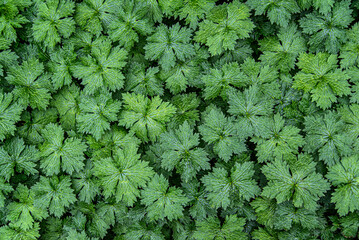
{"left": 228, "top": 86, "right": 274, "bottom": 138}
{"left": 93, "top": 146, "right": 154, "bottom": 205}
{"left": 193, "top": 215, "right": 247, "bottom": 240}
{"left": 71, "top": 37, "right": 127, "bottom": 95}
{"left": 6, "top": 184, "right": 48, "bottom": 230}
{"left": 5, "top": 58, "right": 52, "bottom": 110}
{"left": 194, "top": 0, "right": 254, "bottom": 55}
{"left": 75, "top": 0, "right": 121, "bottom": 36}
{"left": 39, "top": 123, "right": 87, "bottom": 176}
{"left": 140, "top": 174, "right": 189, "bottom": 221}
{"left": 119, "top": 93, "right": 176, "bottom": 142}
{"left": 32, "top": 175, "right": 77, "bottom": 217}
{"left": 0, "top": 92, "right": 23, "bottom": 141}
{"left": 326, "top": 155, "right": 359, "bottom": 216}
{"left": 340, "top": 23, "right": 359, "bottom": 68}
{"left": 261, "top": 155, "right": 330, "bottom": 210}
{"left": 108, "top": 0, "right": 154, "bottom": 49}
{"left": 304, "top": 112, "right": 353, "bottom": 166}
{"left": 199, "top": 108, "right": 246, "bottom": 162}
{"left": 0, "top": 222, "right": 41, "bottom": 240}
{"left": 0, "top": 177, "right": 13, "bottom": 207}
{"left": 77, "top": 90, "right": 121, "bottom": 140}
{"left": 159, "top": 121, "right": 210, "bottom": 182}
{"left": 252, "top": 114, "right": 304, "bottom": 162}
{"left": 0, "top": 137, "right": 39, "bottom": 181}
{"left": 32, "top": 0, "right": 76, "bottom": 49}
{"left": 299, "top": 1, "right": 353, "bottom": 53}
{"left": 259, "top": 24, "right": 306, "bottom": 72}
{"left": 144, "top": 23, "right": 195, "bottom": 71}
{"left": 169, "top": 93, "right": 200, "bottom": 128}
{"left": 201, "top": 162, "right": 260, "bottom": 209}
{"left": 293, "top": 53, "right": 351, "bottom": 109}
{"left": 247, "top": 0, "right": 300, "bottom": 27}
{"left": 201, "top": 62, "right": 244, "bottom": 100}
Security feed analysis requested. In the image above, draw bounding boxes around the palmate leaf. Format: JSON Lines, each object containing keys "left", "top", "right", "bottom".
{"left": 199, "top": 108, "right": 246, "bottom": 162}
{"left": 32, "top": 0, "right": 76, "bottom": 49}
{"left": 0, "top": 222, "right": 40, "bottom": 240}
{"left": 71, "top": 37, "right": 128, "bottom": 95}
{"left": 6, "top": 184, "right": 48, "bottom": 230}
{"left": 141, "top": 174, "right": 189, "bottom": 221}
{"left": 159, "top": 121, "right": 210, "bottom": 182}
{"left": 0, "top": 137, "right": 39, "bottom": 181}
{"left": 261, "top": 154, "right": 330, "bottom": 210}
{"left": 194, "top": 0, "right": 254, "bottom": 56}
{"left": 32, "top": 175, "right": 77, "bottom": 217}
{"left": 0, "top": 91, "right": 23, "bottom": 141}
{"left": 39, "top": 123, "right": 87, "bottom": 176}
{"left": 193, "top": 215, "right": 247, "bottom": 240}
{"left": 144, "top": 23, "right": 195, "bottom": 71}
{"left": 93, "top": 146, "right": 154, "bottom": 206}
{"left": 326, "top": 155, "right": 359, "bottom": 216}
{"left": 201, "top": 162, "right": 260, "bottom": 209}
{"left": 119, "top": 93, "right": 176, "bottom": 142}
{"left": 77, "top": 90, "right": 121, "bottom": 140}
{"left": 293, "top": 53, "right": 351, "bottom": 109}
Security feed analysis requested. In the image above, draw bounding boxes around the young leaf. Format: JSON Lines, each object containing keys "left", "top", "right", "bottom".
{"left": 261, "top": 155, "right": 330, "bottom": 210}
{"left": 5, "top": 58, "right": 52, "bottom": 110}
{"left": 246, "top": 0, "right": 300, "bottom": 27}
{"left": 304, "top": 112, "right": 353, "bottom": 166}
{"left": 6, "top": 184, "right": 48, "bottom": 230}
{"left": 193, "top": 215, "right": 247, "bottom": 240}
{"left": 201, "top": 162, "right": 260, "bottom": 209}
{"left": 71, "top": 37, "right": 128, "bottom": 95}
{"left": 251, "top": 114, "right": 304, "bottom": 162}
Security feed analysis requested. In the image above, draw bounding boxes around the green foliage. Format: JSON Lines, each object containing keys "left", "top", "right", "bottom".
{"left": 32, "top": 0, "right": 76, "bottom": 49}
{"left": 141, "top": 174, "right": 189, "bottom": 221}
{"left": 93, "top": 146, "right": 154, "bottom": 206}
{"left": 194, "top": 0, "right": 254, "bottom": 55}
{"left": 199, "top": 108, "right": 246, "bottom": 162}
{"left": 193, "top": 215, "right": 246, "bottom": 240}
{"left": 259, "top": 24, "right": 306, "bottom": 72}
{"left": 144, "top": 23, "right": 194, "bottom": 71}
{"left": 293, "top": 52, "right": 351, "bottom": 109}
{"left": 32, "top": 175, "right": 77, "bottom": 217}
{"left": 0, "top": 92, "right": 23, "bottom": 141}
{"left": 5, "top": 58, "right": 52, "bottom": 110}
{"left": 39, "top": 123, "right": 87, "bottom": 175}
{"left": 251, "top": 114, "right": 304, "bottom": 162}
{"left": 304, "top": 112, "right": 353, "bottom": 166}
{"left": 159, "top": 121, "right": 210, "bottom": 182}
{"left": 261, "top": 155, "right": 330, "bottom": 210}
{"left": 3, "top": 0, "right": 359, "bottom": 238}
{"left": 119, "top": 93, "right": 176, "bottom": 142}
{"left": 326, "top": 155, "right": 359, "bottom": 216}
{"left": 247, "top": 0, "right": 300, "bottom": 27}
{"left": 201, "top": 162, "right": 260, "bottom": 209}
{"left": 0, "top": 137, "right": 39, "bottom": 181}
{"left": 71, "top": 37, "right": 127, "bottom": 95}
{"left": 77, "top": 91, "right": 121, "bottom": 140}
{"left": 299, "top": 0, "right": 353, "bottom": 53}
